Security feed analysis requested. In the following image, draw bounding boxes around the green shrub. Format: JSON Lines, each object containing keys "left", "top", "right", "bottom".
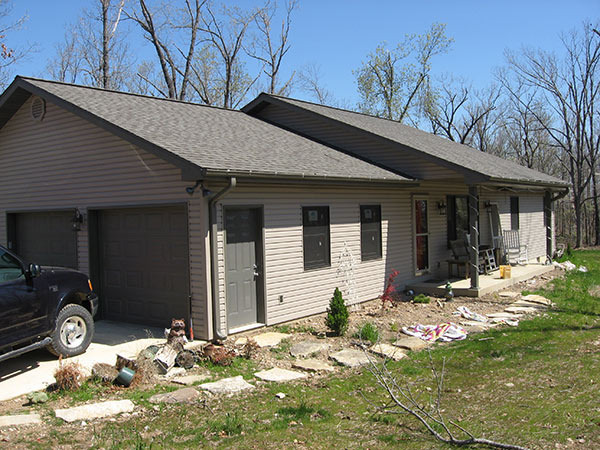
{"left": 325, "top": 288, "right": 349, "bottom": 336}
{"left": 413, "top": 293, "right": 430, "bottom": 304}
{"left": 353, "top": 322, "right": 379, "bottom": 344}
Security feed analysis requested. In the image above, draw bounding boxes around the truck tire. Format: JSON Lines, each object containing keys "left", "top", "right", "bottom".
{"left": 47, "top": 304, "right": 94, "bottom": 357}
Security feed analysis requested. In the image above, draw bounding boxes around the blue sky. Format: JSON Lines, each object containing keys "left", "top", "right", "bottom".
{"left": 6, "top": 0, "right": 598, "bottom": 105}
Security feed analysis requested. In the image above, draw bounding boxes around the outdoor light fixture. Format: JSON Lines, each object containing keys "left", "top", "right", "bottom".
{"left": 186, "top": 180, "right": 202, "bottom": 195}
{"left": 437, "top": 200, "right": 447, "bottom": 215}
{"left": 484, "top": 200, "right": 492, "bottom": 209}
{"left": 71, "top": 209, "right": 84, "bottom": 232}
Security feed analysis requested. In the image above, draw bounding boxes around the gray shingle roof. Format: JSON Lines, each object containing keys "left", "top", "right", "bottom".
{"left": 7, "top": 77, "right": 409, "bottom": 183}
{"left": 251, "top": 94, "right": 567, "bottom": 187}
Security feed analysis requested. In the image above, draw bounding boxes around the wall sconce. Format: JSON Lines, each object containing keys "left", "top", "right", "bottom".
{"left": 72, "top": 209, "right": 84, "bottom": 232}
{"left": 484, "top": 201, "right": 492, "bottom": 209}
{"left": 186, "top": 180, "right": 212, "bottom": 197}
{"left": 437, "top": 201, "right": 447, "bottom": 215}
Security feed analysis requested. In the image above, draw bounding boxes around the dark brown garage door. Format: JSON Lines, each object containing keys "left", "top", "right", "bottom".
{"left": 98, "top": 206, "right": 189, "bottom": 327}
{"left": 10, "top": 211, "right": 78, "bottom": 268}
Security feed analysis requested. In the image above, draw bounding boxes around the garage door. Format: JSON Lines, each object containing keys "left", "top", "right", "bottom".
{"left": 11, "top": 211, "right": 78, "bottom": 268}
{"left": 99, "top": 206, "right": 189, "bottom": 327}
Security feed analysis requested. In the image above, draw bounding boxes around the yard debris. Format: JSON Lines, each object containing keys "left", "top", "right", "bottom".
{"left": 275, "top": 392, "right": 286, "bottom": 399}
{"left": 553, "top": 260, "right": 588, "bottom": 273}
{"left": 401, "top": 322, "right": 467, "bottom": 342}
{"left": 26, "top": 392, "right": 48, "bottom": 405}
{"left": 453, "top": 306, "right": 487, "bottom": 322}
{"left": 203, "top": 344, "right": 235, "bottom": 366}
{"left": 175, "top": 350, "right": 195, "bottom": 369}
{"left": 53, "top": 359, "right": 84, "bottom": 392}
{"left": 153, "top": 345, "right": 179, "bottom": 374}
{"left": 92, "top": 363, "right": 119, "bottom": 384}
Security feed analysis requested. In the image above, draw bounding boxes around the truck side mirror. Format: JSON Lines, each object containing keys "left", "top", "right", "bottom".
{"left": 28, "top": 263, "right": 41, "bottom": 278}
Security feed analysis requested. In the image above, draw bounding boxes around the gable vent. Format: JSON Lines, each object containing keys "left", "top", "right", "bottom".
{"left": 31, "top": 96, "right": 46, "bottom": 121}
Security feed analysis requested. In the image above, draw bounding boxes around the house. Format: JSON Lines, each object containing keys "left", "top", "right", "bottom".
{"left": 0, "top": 77, "right": 568, "bottom": 340}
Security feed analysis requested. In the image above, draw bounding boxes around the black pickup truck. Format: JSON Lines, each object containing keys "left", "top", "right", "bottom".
{"left": 0, "top": 245, "right": 98, "bottom": 363}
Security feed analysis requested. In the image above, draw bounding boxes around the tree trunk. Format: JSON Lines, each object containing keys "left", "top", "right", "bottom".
{"left": 101, "top": 0, "right": 110, "bottom": 89}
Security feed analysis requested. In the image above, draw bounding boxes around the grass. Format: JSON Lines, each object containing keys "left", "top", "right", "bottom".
{"left": 353, "top": 322, "right": 380, "bottom": 344}
{"left": 9, "top": 250, "right": 600, "bottom": 449}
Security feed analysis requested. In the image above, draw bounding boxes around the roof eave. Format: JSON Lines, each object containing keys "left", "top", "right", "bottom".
{"left": 484, "top": 177, "right": 569, "bottom": 190}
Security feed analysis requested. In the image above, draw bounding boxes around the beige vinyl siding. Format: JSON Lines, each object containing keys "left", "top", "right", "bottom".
{"left": 0, "top": 96, "right": 210, "bottom": 339}
{"left": 256, "top": 104, "right": 463, "bottom": 181}
{"left": 212, "top": 181, "right": 467, "bottom": 329}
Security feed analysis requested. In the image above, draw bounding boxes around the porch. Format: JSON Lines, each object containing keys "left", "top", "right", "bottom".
{"left": 407, "top": 263, "right": 555, "bottom": 298}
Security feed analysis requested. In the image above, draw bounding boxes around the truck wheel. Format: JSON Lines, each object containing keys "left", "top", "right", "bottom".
{"left": 47, "top": 304, "right": 94, "bottom": 357}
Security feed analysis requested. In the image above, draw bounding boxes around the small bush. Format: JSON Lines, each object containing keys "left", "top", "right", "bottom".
{"left": 240, "top": 338, "right": 260, "bottom": 359}
{"left": 413, "top": 294, "right": 430, "bottom": 304}
{"left": 380, "top": 269, "right": 400, "bottom": 307}
{"left": 53, "top": 358, "right": 84, "bottom": 391}
{"left": 204, "top": 344, "right": 235, "bottom": 366}
{"left": 325, "top": 288, "right": 349, "bottom": 336}
{"left": 209, "top": 412, "right": 243, "bottom": 436}
{"left": 353, "top": 322, "right": 379, "bottom": 344}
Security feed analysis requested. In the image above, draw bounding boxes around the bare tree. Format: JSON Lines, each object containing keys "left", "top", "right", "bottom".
{"left": 127, "top": 0, "right": 204, "bottom": 100}
{"left": 247, "top": 0, "right": 298, "bottom": 96}
{"left": 297, "top": 62, "right": 333, "bottom": 104}
{"left": 501, "top": 22, "right": 600, "bottom": 247}
{"left": 354, "top": 23, "right": 453, "bottom": 123}
{"left": 47, "top": 0, "right": 132, "bottom": 90}
{"left": 0, "top": 0, "right": 33, "bottom": 88}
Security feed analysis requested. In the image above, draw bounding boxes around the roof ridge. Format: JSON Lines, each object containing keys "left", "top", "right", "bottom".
{"left": 18, "top": 75, "right": 244, "bottom": 114}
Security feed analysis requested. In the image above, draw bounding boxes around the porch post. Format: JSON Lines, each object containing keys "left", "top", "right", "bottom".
{"left": 468, "top": 185, "right": 479, "bottom": 289}
{"left": 544, "top": 191, "right": 552, "bottom": 262}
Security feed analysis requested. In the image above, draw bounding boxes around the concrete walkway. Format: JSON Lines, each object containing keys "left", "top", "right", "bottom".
{"left": 0, "top": 321, "right": 165, "bottom": 402}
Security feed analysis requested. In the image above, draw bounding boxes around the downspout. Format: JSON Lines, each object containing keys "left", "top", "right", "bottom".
{"left": 209, "top": 177, "right": 237, "bottom": 341}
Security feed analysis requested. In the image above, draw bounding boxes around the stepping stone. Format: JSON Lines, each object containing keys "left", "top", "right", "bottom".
{"left": 55, "top": 400, "right": 135, "bottom": 423}
{"left": 499, "top": 291, "right": 520, "bottom": 298}
{"left": 254, "top": 367, "right": 307, "bottom": 382}
{"left": 488, "top": 317, "right": 519, "bottom": 325}
{"left": 149, "top": 387, "right": 201, "bottom": 404}
{"left": 199, "top": 376, "right": 254, "bottom": 395}
{"left": 0, "top": 414, "right": 42, "bottom": 427}
{"left": 292, "top": 358, "right": 335, "bottom": 373}
{"left": 461, "top": 321, "right": 495, "bottom": 332}
{"left": 393, "top": 336, "right": 431, "bottom": 351}
{"left": 171, "top": 374, "right": 210, "bottom": 386}
{"left": 330, "top": 349, "right": 371, "bottom": 368}
{"left": 369, "top": 343, "right": 407, "bottom": 361}
{"left": 290, "top": 340, "right": 330, "bottom": 357}
{"left": 512, "top": 300, "right": 548, "bottom": 308}
{"left": 521, "top": 294, "right": 553, "bottom": 306}
{"left": 235, "top": 332, "right": 290, "bottom": 348}
{"left": 505, "top": 306, "right": 539, "bottom": 314}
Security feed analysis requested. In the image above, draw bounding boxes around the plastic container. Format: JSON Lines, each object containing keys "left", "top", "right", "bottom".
{"left": 115, "top": 367, "right": 135, "bottom": 387}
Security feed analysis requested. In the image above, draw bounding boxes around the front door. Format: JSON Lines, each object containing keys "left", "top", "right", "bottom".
{"left": 225, "top": 207, "right": 262, "bottom": 330}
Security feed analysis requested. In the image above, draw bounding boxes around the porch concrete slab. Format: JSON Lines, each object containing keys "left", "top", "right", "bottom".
{"left": 0, "top": 320, "right": 167, "bottom": 402}
{"left": 408, "top": 264, "right": 554, "bottom": 298}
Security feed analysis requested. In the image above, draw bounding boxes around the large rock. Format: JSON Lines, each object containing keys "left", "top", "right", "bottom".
{"left": 369, "top": 343, "right": 407, "bottom": 361}
{"left": 254, "top": 367, "right": 307, "bottom": 382}
{"left": 330, "top": 349, "right": 371, "bottom": 368}
{"left": 392, "top": 336, "right": 431, "bottom": 351}
{"left": 505, "top": 306, "right": 539, "bottom": 314}
{"left": 149, "top": 387, "right": 201, "bottom": 404}
{"left": 486, "top": 312, "right": 522, "bottom": 319}
{"left": 0, "top": 414, "right": 41, "bottom": 427}
{"left": 521, "top": 294, "right": 553, "bottom": 306}
{"left": 290, "top": 341, "right": 330, "bottom": 357}
{"left": 235, "top": 332, "right": 290, "bottom": 348}
{"left": 512, "top": 300, "right": 548, "bottom": 308}
{"left": 55, "top": 400, "right": 135, "bottom": 423}
{"left": 292, "top": 358, "right": 335, "bottom": 373}
{"left": 199, "top": 376, "right": 254, "bottom": 395}
{"left": 498, "top": 291, "right": 520, "bottom": 298}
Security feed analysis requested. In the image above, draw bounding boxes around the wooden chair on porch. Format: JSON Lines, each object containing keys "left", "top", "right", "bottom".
{"left": 503, "top": 230, "right": 528, "bottom": 265}
{"left": 447, "top": 239, "right": 470, "bottom": 279}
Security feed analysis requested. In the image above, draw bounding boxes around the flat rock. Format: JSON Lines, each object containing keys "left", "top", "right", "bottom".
{"left": 162, "top": 367, "right": 187, "bottom": 379}
{"left": 199, "top": 375, "right": 254, "bottom": 395}
{"left": 512, "top": 300, "right": 548, "bottom": 308}
{"left": 55, "top": 400, "right": 135, "bottom": 423}
{"left": 149, "top": 387, "right": 201, "bottom": 404}
{"left": 588, "top": 285, "right": 600, "bottom": 297}
{"left": 171, "top": 374, "right": 210, "bottom": 386}
{"left": 505, "top": 306, "right": 539, "bottom": 314}
{"left": 292, "top": 358, "right": 335, "bottom": 373}
{"left": 330, "top": 349, "right": 371, "bottom": 368}
{"left": 369, "top": 343, "right": 407, "bottom": 361}
{"left": 290, "top": 340, "right": 330, "bottom": 357}
{"left": 486, "top": 312, "right": 522, "bottom": 319}
{"left": 0, "top": 414, "right": 42, "bottom": 427}
{"left": 235, "top": 332, "right": 290, "bottom": 348}
{"left": 393, "top": 336, "right": 431, "bottom": 351}
{"left": 521, "top": 294, "right": 553, "bottom": 306}
{"left": 254, "top": 367, "right": 307, "bottom": 382}
{"left": 460, "top": 321, "right": 494, "bottom": 332}
{"left": 499, "top": 291, "right": 520, "bottom": 298}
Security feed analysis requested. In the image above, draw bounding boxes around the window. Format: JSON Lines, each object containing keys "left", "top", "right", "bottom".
{"left": 510, "top": 196, "right": 519, "bottom": 230}
{"left": 414, "top": 199, "right": 429, "bottom": 272}
{"left": 0, "top": 248, "right": 23, "bottom": 283}
{"left": 447, "top": 195, "right": 469, "bottom": 245}
{"left": 360, "top": 205, "right": 382, "bottom": 260}
{"left": 302, "top": 206, "right": 330, "bottom": 270}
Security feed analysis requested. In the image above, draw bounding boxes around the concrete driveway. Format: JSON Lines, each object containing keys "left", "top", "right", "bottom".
{"left": 0, "top": 321, "right": 165, "bottom": 402}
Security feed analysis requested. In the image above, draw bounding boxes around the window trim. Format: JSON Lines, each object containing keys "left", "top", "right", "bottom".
{"left": 302, "top": 205, "right": 331, "bottom": 271}
{"left": 360, "top": 204, "right": 382, "bottom": 261}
